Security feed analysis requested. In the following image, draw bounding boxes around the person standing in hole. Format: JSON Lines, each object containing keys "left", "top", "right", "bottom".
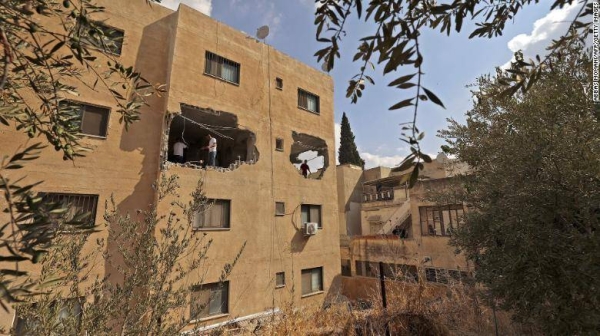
{"left": 203, "top": 134, "right": 217, "bottom": 167}
{"left": 300, "top": 160, "right": 311, "bottom": 178}
{"left": 173, "top": 137, "right": 187, "bottom": 163}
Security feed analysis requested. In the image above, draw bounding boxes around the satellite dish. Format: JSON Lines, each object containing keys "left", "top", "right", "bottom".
{"left": 256, "top": 25, "right": 270, "bottom": 40}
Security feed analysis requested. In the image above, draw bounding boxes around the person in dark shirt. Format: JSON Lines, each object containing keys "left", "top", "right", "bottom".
{"left": 300, "top": 160, "right": 311, "bottom": 178}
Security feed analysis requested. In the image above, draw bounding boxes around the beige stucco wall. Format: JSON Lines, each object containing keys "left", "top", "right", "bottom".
{"left": 336, "top": 164, "right": 364, "bottom": 237}
{"left": 0, "top": 0, "right": 340, "bottom": 331}
{"left": 339, "top": 161, "right": 470, "bottom": 301}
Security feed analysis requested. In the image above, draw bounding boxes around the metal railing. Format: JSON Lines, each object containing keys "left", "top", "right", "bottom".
{"left": 362, "top": 188, "right": 394, "bottom": 202}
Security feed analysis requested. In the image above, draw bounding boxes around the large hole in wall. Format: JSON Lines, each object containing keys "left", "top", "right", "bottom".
{"left": 166, "top": 104, "right": 259, "bottom": 170}
{"left": 290, "top": 132, "right": 328, "bottom": 179}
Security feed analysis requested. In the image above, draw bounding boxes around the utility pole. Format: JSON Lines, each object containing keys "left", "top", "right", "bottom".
{"left": 379, "top": 262, "right": 391, "bottom": 336}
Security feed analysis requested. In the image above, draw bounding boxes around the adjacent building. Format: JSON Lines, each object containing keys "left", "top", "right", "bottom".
{"left": 0, "top": 0, "right": 340, "bottom": 331}
{"left": 337, "top": 155, "right": 471, "bottom": 300}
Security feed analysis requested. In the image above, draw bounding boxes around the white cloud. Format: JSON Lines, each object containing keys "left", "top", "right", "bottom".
{"left": 157, "top": 0, "right": 212, "bottom": 16}
{"left": 502, "top": 3, "right": 579, "bottom": 68}
{"left": 296, "top": 150, "right": 324, "bottom": 172}
{"left": 360, "top": 152, "right": 405, "bottom": 169}
{"left": 297, "top": 0, "right": 320, "bottom": 10}
{"left": 263, "top": 3, "right": 283, "bottom": 38}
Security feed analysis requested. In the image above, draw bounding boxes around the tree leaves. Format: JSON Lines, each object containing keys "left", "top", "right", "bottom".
{"left": 423, "top": 87, "right": 445, "bottom": 108}
{"left": 443, "top": 42, "right": 598, "bottom": 334}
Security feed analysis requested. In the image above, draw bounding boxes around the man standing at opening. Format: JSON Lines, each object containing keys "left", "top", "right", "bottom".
{"left": 173, "top": 137, "right": 187, "bottom": 163}
{"left": 300, "top": 160, "right": 311, "bottom": 178}
{"left": 203, "top": 134, "right": 217, "bottom": 167}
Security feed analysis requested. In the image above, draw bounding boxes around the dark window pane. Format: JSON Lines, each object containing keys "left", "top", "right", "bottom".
{"left": 298, "top": 89, "right": 320, "bottom": 113}
{"left": 81, "top": 105, "right": 109, "bottom": 137}
{"left": 194, "top": 199, "right": 231, "bottom": 229}
{"left": 341, "top": 260, "right": 351, "bottom": 276}
{"left": 425, "top": 268, "right": 437, "bottom": 282}
{"left": 190, "top": 282, "right": 228, "bottom": 319}
{"left": 41, "top": 193, "right": 98, "bottom": 228}
{"left": 205, "top": 51, "right": 240, "bottom": 84}
{"left": 301, "top": 267, "right": 323, "bottom": 295}
{"left": 275, "top": 202, "right": 285, "bottom": 215}
{"left": 276, "top": 272, "right": 285, "bottom": 287}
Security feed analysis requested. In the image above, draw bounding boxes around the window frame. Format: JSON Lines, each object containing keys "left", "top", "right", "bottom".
{"left": 193, "top": 199, "right": 231, "bottom": 231}
{"left": 419, "top": 205, "right": 465, "bottom": 237}
{"left": 275, "top": 77, "right": 283, "bottom": 90}
{"left": 425, "top": 267, "right": 469, "bottom": 285}
{"left": 14, "top": 298, "right": 83, "bottom": 335}
{"left": 62, "top": 100, "right": 111, "bottom": 139}
{"left": 297, "top": 88, "right": 320, "bottom": 114}
{"left": 275, "top": 138, "right": 284, "bottom": 152}
{"left": 78, "top": 21, "right": 124, "bottom": 56}
{"left": 275, "top": 202, "right": 285, "bottom": 216}
{"left": 275, "top": 272, "right": 285, "bottom": 288}
{"left": 301, "top": 267, "right": 323, "bottom": 297}
{"left": 190, "top": 281, "right": 229, "bottom": 321}
{"left": 300, "top": 204, "right": 322, "bottom": 228}
{"left": 204, "top": 51, "right": 241, "bottom": 85}
{"left": 341, "top": 259, "right": 351, "bottom": 277}
{"left": 40, "top": 192, "right": 99, "bottom": 228}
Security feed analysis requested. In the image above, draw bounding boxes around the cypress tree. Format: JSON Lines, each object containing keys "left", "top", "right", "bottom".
{"left": 338, "top": 112, "right": 365, "bottom": 168}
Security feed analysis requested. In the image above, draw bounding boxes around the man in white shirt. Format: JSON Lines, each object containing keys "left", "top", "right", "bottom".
{"left": 203, "top": 134, "right": 217, "bottom": 167}
{"left": 173, "top": 138, "right": 187, "bottom": 163}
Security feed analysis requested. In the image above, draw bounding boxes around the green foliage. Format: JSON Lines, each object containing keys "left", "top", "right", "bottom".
{"left": 11, "top": 175, "right": 246, "bottom": 335}
{"left": 440, "top": 42, "right": 600, "bottom": 334}
{"left": 338, "top": 112, "right": 364, "bottom": 168}
{"left": 0, "top": 143, "right": 98, "bottom": 311}
{"left": 313, "top": 0, "right": 592, "bottom": 185}
{"left": 0, "top": 0, "right": 163, "bottom": 309}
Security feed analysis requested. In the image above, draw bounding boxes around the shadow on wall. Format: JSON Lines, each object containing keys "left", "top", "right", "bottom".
{"left": 108, "top": 13, "right": 175, "bottom": 284}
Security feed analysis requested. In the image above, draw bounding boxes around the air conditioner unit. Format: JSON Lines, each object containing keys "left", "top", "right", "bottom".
{"left": 304, "top": 222, "right": 319, "bottom": 236}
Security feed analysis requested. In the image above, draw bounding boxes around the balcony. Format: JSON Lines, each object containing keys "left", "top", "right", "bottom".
{"left": 362, "top": 188, "right": 394, "bottom": 202}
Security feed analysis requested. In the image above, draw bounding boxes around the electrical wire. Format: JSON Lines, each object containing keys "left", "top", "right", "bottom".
{"left": 174, "top": 114, "right": 233, "bottom": 140}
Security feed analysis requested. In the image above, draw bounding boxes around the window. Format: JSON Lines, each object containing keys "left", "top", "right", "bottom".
{"left": 194, "top": 199, "right": 231, "bottom": 229}
{"left": 41, "top": 193, "right": 99, "bottom": 228}
{"left": 15, "top": 299, "right": 82, "bottom": 335}
{"left": 204, "top": 51, "right": 240, "bottom": 84}
{"left": 275, "top": 138, "right": 284, "bottom": 151}
{"left": 298, "top": 88, "right": 320, "bottom": 114}
{"left": 383, "top": 263, "right": 418, "bottom": 282}
{"left": 425, "top": 268, "right": 457, "bottom": 284}
{"left": 301, "top": 267, "right": 323, "bottom": 296}
{"left": 341, "top": 260, "right": 351, "bottom": 276}
{"left": 275, "top": 272, "right": 285, "bottom": 288}
{"left": 79, "top": 21, "right": 124, "bottom": 55}
{"left": 354, "top": 261, "right": 378, "bottom": 278}
{"left": 190, "top": 281, "right": 229, "bottom": 320}
{"left": 301, "top": 204, "right": 321, "bottom": 228}
{"left": 62, "top": 101, "right": 110, "bottom": 137}
{"left": 419, "top": 205, "right": 465, "bottom": 236}
{"left": 355, "top": 260, "right": 364, "bottom": 276}
{"left": 275, "top": 77, "right": 283, "bottom": 90}
{"left": 275, "top": 202, "right": 285, "bottom": 216}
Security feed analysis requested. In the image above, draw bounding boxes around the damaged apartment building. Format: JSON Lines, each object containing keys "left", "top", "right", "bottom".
{"left": 336, "top": 154, "right": 472, "bottom": 300}
{"left": 0, "top": 0, "right": 340, "bottom": 333}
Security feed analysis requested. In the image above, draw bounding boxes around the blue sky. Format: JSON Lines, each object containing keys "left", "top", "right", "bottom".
{"left": 158, "top": 0, "right": 580, "bottom": 169}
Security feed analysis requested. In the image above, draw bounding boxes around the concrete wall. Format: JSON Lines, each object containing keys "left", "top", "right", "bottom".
{"left": 0, "top": 1, "right": 340, "bottom": 330}
{"left": 338, "top": 160, "right": 470, "bottom": 302}
{"left": 159, "top": 4, "right": 341, "bottom": 327}
{"left": 336, "top": 164, "right": 364, "bottom": 237}
{"left": 362, "top": 166, "right": 391, "bottom": 182}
